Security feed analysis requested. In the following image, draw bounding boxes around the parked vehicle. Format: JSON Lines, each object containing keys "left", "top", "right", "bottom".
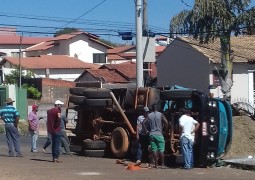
{"left": 67, "top": 82, "right": 232, "bottom": 166}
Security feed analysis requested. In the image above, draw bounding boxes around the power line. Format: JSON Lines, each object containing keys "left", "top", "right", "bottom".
{"left": 56, "top": 0, "right": 107, "bottom": 30}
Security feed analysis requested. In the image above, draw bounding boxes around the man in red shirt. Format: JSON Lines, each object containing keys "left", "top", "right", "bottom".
{"left": 47, "top": 100, "right": 64, "bottom": 162}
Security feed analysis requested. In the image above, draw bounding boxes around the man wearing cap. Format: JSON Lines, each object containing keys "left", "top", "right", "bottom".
{"left": 47, "top": 100, "right": 64, "bottom": 162}
{"left": 0, "top": 98, "right": 22, "bottom": 157}
{"left": 28, "top": 104, "right": 39, "bottom": 153}
{"left": 135, "top": 106, "right": 150, "bottom": 166}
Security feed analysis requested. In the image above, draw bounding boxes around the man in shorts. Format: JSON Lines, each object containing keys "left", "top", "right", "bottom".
{"left": 146, "top": 104, "right": 168, "bottom": 168}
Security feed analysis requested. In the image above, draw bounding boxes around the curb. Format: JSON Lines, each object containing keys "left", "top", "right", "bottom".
{"left": 223, "top": 158, "right": 255, "bottom": 171}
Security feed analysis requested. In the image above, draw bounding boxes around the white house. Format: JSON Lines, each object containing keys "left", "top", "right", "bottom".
{"left": 24, "top": 31, "right": 113, "bottom": 64}
{"left": 0, "top": 27, "right": 51, "bottom": 58}
{"left": 157, "top": 36, "right": 255, "bottom": 106}
{"left": 0, "top": 55, "right": 100, "bottom": 81}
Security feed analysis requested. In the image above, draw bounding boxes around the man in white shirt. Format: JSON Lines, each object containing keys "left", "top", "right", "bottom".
{"left": 179, "top": 108, "right": 200, "bottom": 169}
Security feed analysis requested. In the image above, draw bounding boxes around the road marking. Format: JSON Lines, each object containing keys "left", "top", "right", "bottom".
{"left": 77, "top": 172, "right": 101, "bottom": 176}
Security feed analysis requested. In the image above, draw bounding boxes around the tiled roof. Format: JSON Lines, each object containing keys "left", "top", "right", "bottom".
{"left": 24, "top": 41, "right": 54, "bottom": 51}
{"left": 25, "top": 31, "right": 112, "bottom": 52}
{"left": 86, "top": 69, "right": 129, "bottom": 83}
{"left": 2, "top": 55, "right": 100, "bottom": 69}
{"left": 42, "top": 78, "right": 75, "bottom": 87}
{"left": 89, "top": 38, "right": 113, "bottom": 49}
{"left": 52, "top": 31, "right": 98, "bottom": 40}
{"left": 101, "top": 61, "right": 157, "bottom": 79}
{"left": 107, "top": 46, "right": 135, "bottom": 54}
{"left": 0, "top": 35, "right": 51, "bottom": 45}
{"left": 156, "top": 46, "right": 166, "bottom": 54}
{"left": 107, "top": 54, "right": 125, "bottom": 60}
{"left": 179, "top": 36, "right": 255, "bottom": 63}
{"left": 118, "top": 52, "right": 136, "bottom": 59}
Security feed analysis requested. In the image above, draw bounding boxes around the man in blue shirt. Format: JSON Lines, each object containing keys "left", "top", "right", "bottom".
{"left": 0, "top": 98, "right": 22, "bottom": 157}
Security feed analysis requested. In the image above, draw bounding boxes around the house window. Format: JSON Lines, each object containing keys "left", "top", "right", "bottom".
{"left": 11, "top": 52, "right": 23, "bottom": 58}
{"left": 93, "top": 53, "right": 106, "bottom": 63}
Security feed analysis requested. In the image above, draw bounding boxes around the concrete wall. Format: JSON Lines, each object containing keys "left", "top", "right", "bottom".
{"left": 157, "top": 38, "right": 210, "bottom": 92}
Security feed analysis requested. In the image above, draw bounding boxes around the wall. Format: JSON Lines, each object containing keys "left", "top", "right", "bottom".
{"left": 157, "top": 38, "right": 210, "bottom": 92}
{"left": 69, "top": 35, "right": 108, "bottom": 63}
{"left": 31, "top": 68, "right": 85, "bottom": 81}
{"left": 0, "top": 44, "right": 31, "bottom": 57}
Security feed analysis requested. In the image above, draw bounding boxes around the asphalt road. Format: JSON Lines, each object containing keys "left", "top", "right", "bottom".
{"left": 0, "top": 134, "right": 254, "bottom": 180}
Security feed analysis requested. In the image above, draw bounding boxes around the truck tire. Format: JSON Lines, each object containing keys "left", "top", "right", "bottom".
{"left": 84, "top": 98, "right": 113, "bottom": 107}
{"left": 83, "top": 89, "right": 112, "bottom": 99}
{"left": 83, "top": 149, "right": 105, "bottom": 157}
{"left": 110, "top": 127, "right": 129, "bottom": 158}
{"left": 83, "top": 139, "right": 106, "bottom": 150}
{"left": 69, "top": 95, "right": 86, "bottom": 105}
{"left": 76, "top": 81, "right": 102, "bottom": 88}
{"left": 69, "top": 87, "right": 87, "bottom": 96}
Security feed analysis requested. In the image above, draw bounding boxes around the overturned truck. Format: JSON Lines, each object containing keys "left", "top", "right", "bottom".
{"left": 67, "top": 82, "right": 232, "bottom": 166}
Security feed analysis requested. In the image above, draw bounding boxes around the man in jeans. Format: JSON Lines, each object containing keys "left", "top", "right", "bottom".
{"left": 28, "top": 104, "right": 39, "bottom": 153}
{"left": 179, "top": 108, "right": 200, "bottom": 169}
{"left": 47, "top": 100, "right": 64, "bottom": 162}
{"left": 0, "top": 98, "right": 22, "bottom": 157}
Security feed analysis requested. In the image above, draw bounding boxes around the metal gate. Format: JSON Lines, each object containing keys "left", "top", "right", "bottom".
{"left": 0, "top": 86, "right": 7, "bottom": 108}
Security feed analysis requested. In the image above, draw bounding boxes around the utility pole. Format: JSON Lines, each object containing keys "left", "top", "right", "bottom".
{"left": 143, "top": 0, "right": 149, "bottom": 86}
{"left": 19, "top": 34, "right": 23, "bottom": 88}
{"left": 136, "top": 0, "right": 143, "bottom": 88}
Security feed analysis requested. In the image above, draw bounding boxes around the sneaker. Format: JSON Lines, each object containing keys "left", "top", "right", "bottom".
{"left": 32, "top": 150, "right": 38, "bottom": 153}
{"left": 134, "top": 160, "right": 142, "bottom": 166}
{"left": 16, "top": 154, "right": 24, "bottom": 158}
{"left": 53, "top": 159, "right": 62, "bottom": 163}
{"left": 42, "top": 148, "right": 46, "bottom": 153}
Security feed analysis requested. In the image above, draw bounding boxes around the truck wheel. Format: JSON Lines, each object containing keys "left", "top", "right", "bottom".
{"left": 69, "top": 95, "right": 86, "bottom": 105}
{"left": 83, "top": 139, "right": 106, "bottom": 150}
{"left": 84, "top": 99, "right": 113, "bottom": 107}
{"left": 110, "top": 127, "right": 129, "bottom": 158}
{"left": 69, "top": 87, "right": 87, "bottom": 96}
{"left": 83, "top": 149, "right": 105, "bottom": 157}
{"left": 76, "top": 81, "right": 102, "bottom": 88}
{"left": 83, "top": 89, "right": 112, "bottom": 99}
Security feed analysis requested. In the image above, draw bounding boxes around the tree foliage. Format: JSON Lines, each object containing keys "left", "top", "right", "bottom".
{"left": 170, "top": 0, "right": 255, "bottom": 100}
{"left": 4, "top": 69, "right": 34, "bottom": 85}
{"left": 54, "top": 28, "right": 80, "bottom": 37}
{"left": 4, "top": 69, "right": 41, "bottom": 99}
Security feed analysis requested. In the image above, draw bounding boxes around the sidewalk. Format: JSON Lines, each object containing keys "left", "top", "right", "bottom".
{"left": 223, "top": 157, "right": 255, "bottom": 171}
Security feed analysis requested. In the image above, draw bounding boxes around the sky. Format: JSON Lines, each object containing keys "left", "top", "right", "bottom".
{"left": 0, "top": 0, "right": 195, "bottom": 43}
{"left": 0, "top": 0, "right": 254, "bottom": 44}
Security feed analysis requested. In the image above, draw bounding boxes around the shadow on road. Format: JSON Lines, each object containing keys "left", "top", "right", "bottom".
{"left": 30, "top": 158, "right": 53, "bottom": 163}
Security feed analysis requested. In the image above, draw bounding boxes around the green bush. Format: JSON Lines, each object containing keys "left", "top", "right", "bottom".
{"left": 22, "top": 83, "right": 41, "bottom": 99}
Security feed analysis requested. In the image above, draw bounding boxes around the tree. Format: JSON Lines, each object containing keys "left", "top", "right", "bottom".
{"left": 54, "top": 28, "right": 80, "bottom": 37}
{"left": 170, "top": 0, "right": 255, "bottom": 100}
{"left": 4, "top": 69, "right": 41, "bottom": 99}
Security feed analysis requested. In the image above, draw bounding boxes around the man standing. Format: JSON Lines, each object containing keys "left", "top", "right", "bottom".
{"left": 60, "top": 114, "right": 72, "bottom": 155}
{"left": 47, "top": 100, "right": 64, "bottom": 162}
{"left": 28, "top": 104, "right": 39, "bottom": 153}
{"left": 135, "top": 106, "right": 150, "bottom": 166}
{"left": 146, "top": 104, "right": 168, "bottom": 168}
{"left": 0, "top": 98, "right": 22, "bottom": 157}
{"left": 179, "top": 108, "right": 200, "bottom": 169}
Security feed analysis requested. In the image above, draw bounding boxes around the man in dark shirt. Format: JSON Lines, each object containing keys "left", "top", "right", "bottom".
{"left": 47, "top": 100, "right": 64, "bottom": 162}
